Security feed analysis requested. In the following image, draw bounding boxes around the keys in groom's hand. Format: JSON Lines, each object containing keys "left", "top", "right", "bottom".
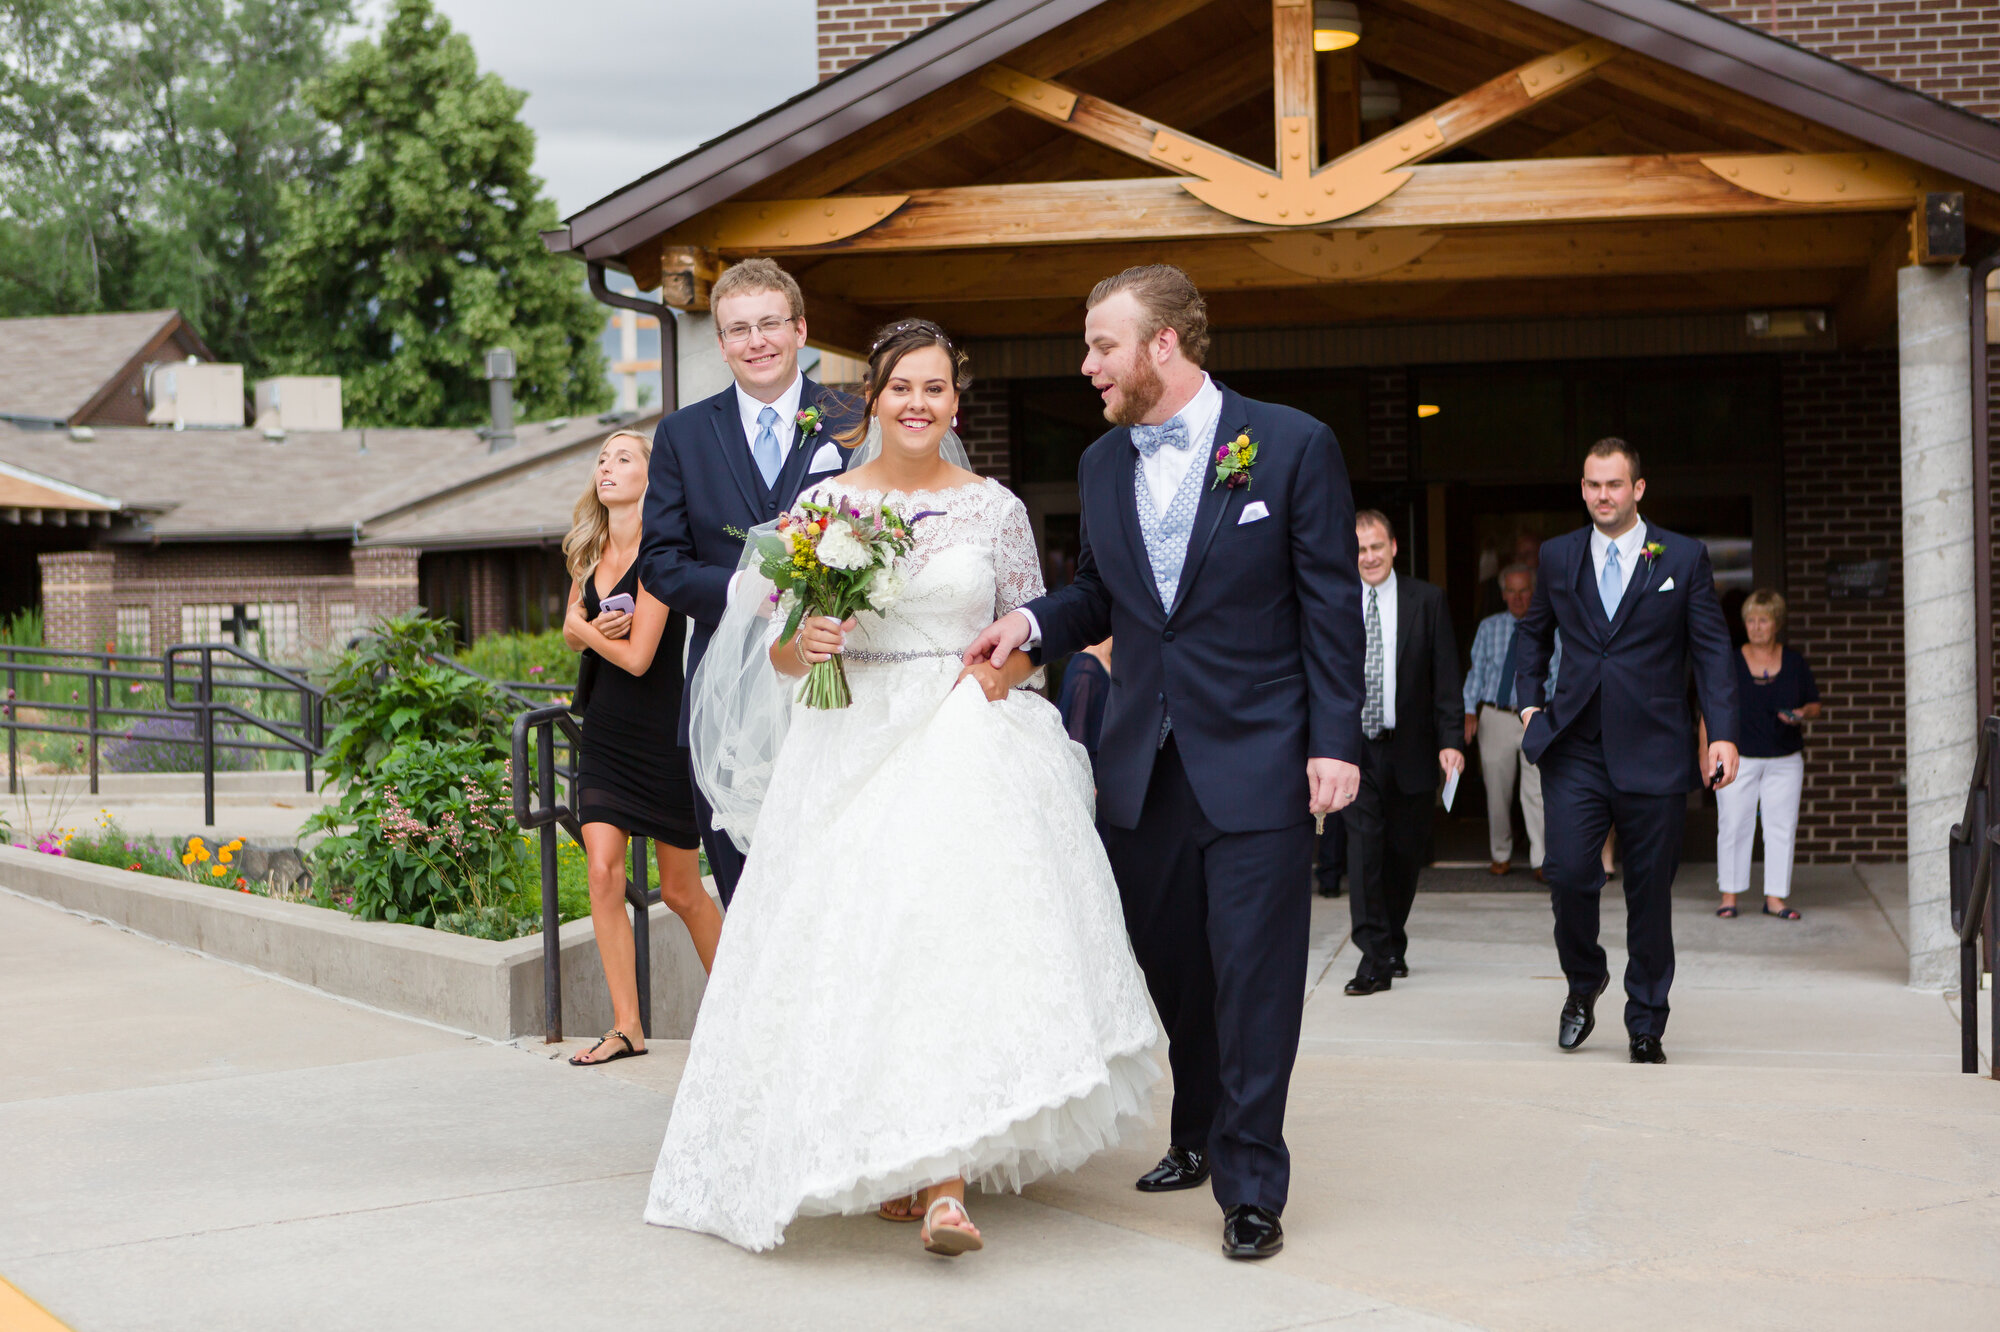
{"left": 1315, "top": 813, "right": 1325, "bottom": 836}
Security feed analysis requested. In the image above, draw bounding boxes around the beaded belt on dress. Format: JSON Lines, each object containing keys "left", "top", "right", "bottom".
{"left": 841, "top": 648, "right": 961, "bottom": 663}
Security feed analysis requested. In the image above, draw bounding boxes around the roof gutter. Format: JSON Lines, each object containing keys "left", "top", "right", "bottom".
{"left": 588, "top": 261, "right": 679, "bottom": 414}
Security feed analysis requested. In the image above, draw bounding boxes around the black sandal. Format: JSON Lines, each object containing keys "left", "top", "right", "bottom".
{"left": 569, "top": 1030, "right": 648, "bottom": 1065}
{"left": 1715, "top": 905, "right": 1739, "bottom": 918}
{"left": 1762, "top": 904, "right": 1802, "bottom": 921}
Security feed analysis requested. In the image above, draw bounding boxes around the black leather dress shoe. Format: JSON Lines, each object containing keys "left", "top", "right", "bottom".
{"left": 1222, "top": 1204, "right": 1284, "bottom": 1259}
{"left": 1316, "top": 878, "right": 1343, "bottom": 898}
{"left": 1389, "top": 959, "right": 1409, "bottom": 978}
{"left": 1135, "top": 1145, "right": 1210, "bottom": 1192}
{"left": 1558, "top": 977, "right": 1610, "bottom": 1051}
{"left": 1629, "top": 1034, "right": 1667, "bottom": 1064}
{"left": 1344, "top": 972, "right": 1391, "bottom": 996}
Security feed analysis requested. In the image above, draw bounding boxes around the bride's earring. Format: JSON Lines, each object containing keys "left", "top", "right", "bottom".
{"left": 952, "top": 415, "right": 959, "bottom": 429}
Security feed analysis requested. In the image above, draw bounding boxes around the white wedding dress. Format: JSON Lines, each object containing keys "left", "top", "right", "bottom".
{"left": 645, "top": 477, "right": 1162, "bottom": 1251}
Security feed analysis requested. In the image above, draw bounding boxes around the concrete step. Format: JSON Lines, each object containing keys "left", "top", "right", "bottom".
{"left": 9, "top": 772, "right": 335, "bottom": 798}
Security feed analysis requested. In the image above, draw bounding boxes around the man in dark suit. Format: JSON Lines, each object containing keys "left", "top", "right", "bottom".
{"left": 1515, "top": 438, "right": 1739, "bottom": 1064}
{"left": 1341, "top": 510, "right": 1464, "bottom": 996}
{"left": 639, "top": 259, "right": 858, "bottom": 906}
{"left": 967, "top": 265, "right": 1364, "bottom": 1260}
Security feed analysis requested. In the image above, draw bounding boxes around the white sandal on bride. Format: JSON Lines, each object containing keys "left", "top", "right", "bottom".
{"left": 920, "top": 1195, "right": 984, "bottom": 1256}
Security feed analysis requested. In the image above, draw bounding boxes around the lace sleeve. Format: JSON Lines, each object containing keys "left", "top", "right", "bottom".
{"left": 992, "top": 491, "right": 1047, "bottom": 620}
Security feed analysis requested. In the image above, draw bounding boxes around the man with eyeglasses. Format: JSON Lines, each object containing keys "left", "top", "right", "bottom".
{"left": 640, "top": 258, "right": 859, "bottom": 905}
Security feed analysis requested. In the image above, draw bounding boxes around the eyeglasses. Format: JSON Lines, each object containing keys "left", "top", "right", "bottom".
{"left": 720, "top": 316, "right": 798, "bottom": 345}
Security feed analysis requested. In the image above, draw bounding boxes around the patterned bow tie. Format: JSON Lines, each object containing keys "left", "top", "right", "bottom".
{"left": 1130, "top": 418, "right": 1191, "bottom": 458}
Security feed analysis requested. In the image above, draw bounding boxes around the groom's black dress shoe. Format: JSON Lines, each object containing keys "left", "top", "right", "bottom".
{"left": 1222, "top": 1205, "right": 1284, "bottom": 1259}
{"left": 1629, "top": 1034, "right": 1667, "bottom": 1064}
{"left": 1558, "top": 977, "right": 1610, "bottom": 1051}
{"left": 1390, "top": 959, "right": 1409, "bottom": 978}
{"left": 1344, "top": 972, "right": 1391, "bottom": 995}
{"left": 1135, "top": 1145, "right": 1209, "bottom": 1192}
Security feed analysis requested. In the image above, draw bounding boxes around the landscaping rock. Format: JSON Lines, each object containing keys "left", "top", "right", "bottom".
{"left": 235, "top": 843, "right": 307, "bottom": 891}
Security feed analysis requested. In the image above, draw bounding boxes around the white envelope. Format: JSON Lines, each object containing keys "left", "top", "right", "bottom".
{"left": 806, "top": 441, "right": 843, "bottom": 473}
{"left": 1658, "top": 576, "right": 1676, "bottom": 591}
{"left": 1237, "top": 500, "right": 1270, "bottom": 524}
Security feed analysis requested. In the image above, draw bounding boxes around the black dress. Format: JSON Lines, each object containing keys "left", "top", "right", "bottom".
{"left": 575, "top": 562, "right": 699, "bottom": 849}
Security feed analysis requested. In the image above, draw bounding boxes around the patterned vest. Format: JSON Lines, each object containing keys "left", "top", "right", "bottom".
{"left": 1134, "top": 440, "right": 1208, "bottom": 611}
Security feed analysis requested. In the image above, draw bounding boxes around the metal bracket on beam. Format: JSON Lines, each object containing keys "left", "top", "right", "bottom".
{"left": 978, "top": 65, "right": 1077, "bottom": 120}
{"left": 1702, "top": 153, "right": 1935, "bottom": 204}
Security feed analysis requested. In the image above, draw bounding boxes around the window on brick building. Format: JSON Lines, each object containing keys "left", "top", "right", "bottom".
{"left": 180, "top": 601, "right": 302, "bottom": 660}
{"left": 115, "top": 607, "right": 151, "bottom": 655}
{"left": 326, "top": 602, "right": 358, "bottom": 646}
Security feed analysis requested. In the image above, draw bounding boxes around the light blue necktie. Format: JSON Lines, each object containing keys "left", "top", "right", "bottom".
{"left": 1598, "top": 542, "right": 1623, "bottom": 620}
{"left": 752, "top": 405, "right": 783, "bottom": 490}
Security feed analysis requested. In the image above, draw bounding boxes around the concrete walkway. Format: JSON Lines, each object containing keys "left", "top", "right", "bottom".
{"left": 2, "top": 863, "right": 1995, "bottom": 1330}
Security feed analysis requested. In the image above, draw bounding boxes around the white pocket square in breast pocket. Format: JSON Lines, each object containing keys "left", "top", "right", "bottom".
{"left": 1658, "top": 576, "right": 1676, "bottom": 592}
{"left": 1237, "top": 501, "right": 1270, "bottom": 525}
{"left": 806, "top": 441, "right": 842, "bottom": 473}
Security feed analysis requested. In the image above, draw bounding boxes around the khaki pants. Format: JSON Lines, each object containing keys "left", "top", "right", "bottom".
{"left": 1477, "top": 705, "right": 1544, "bottom": 867}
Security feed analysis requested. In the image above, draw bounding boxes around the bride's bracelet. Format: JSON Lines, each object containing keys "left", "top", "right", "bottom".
{"left": 794, "top": 634, "right": 813, "bottom": 668}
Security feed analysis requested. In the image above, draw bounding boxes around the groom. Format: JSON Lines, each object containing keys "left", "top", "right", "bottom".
{"left": 966, "top": 265, "right": 1363, "bottom": 1259}
{"left": 640, "top": 259, "right": 858, "bottom": 905}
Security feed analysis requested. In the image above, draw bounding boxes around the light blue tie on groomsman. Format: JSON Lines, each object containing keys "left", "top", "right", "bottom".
{"left": 753, "top": 404, "right": 784, "bottom": 489}
{"left": 1598, "top": 541, "right": 1622, "bottom": 619}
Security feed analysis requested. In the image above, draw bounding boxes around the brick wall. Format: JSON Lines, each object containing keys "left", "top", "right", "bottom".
{"left": 1779, "top": 347, "right": 1908, "bottom": 861}
{"left": 1697, "top": 2, "right": 2000, "bottom": 118}
{"left": 957, "top": 379, "right": 1012, "bottom": 481}
{"left": 817, "top": 1, "right": 975, "bottom": 80}
{"left": 1368, "top": 368, "right": 1411, "bottom": 481}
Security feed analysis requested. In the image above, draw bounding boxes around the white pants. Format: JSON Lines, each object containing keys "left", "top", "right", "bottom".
{"left": 1476, "top": 705, "right": 1544, "bottom": 866}
{"left": 1715, "top": 753, "right": 1805, "bottom": 899}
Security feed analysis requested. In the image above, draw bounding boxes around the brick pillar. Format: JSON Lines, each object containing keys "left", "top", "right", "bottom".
{"left": 350, "top": 547, "right": 422, "bottom": 625}
{"left": 38, "top": 551, "right": 116, "bottom": 652}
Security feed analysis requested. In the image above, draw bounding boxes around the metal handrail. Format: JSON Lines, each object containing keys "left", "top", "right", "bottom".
{"left": 3, "top": 643, "right": 321, "bottom": 813}
{"left": 1947, "top": 715, "right": 2000, "bottom": 1077}
{"left": 510, "top": 703, "right": 657, "bottom": 1044}
{"left": 162, "top": 643, "right": 327, "bottom": 827}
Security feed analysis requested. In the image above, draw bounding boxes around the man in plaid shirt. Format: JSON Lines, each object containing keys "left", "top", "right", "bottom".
{"left": 1462, "top": 564, "right": 1560, "bottom": 878}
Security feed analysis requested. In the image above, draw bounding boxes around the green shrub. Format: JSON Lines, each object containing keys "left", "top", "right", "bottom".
{"left": 456, "top": 629, "right": 578, "bottom": 687}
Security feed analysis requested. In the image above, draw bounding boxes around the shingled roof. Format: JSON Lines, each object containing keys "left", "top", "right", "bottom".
{"left": 0, "top": 311, "right": 213, "bottom": 427}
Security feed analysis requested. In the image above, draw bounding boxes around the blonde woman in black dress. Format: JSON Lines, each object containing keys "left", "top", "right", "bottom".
{"left": 562, "top": 429, "right": 721, "bottom": 1067}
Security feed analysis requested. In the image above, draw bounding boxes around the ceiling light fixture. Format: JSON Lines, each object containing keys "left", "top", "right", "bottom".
{"left": 1416, "top": 404, "right": 1441, "bottom": 418}
{"left": 1314, "top": 1, "right": 1363, "bottom": 52}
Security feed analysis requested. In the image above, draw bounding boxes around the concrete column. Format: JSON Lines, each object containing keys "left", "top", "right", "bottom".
{"left": 674, "top": 311, "right": 732, "bottom": 408}
{"left": 1897, "top": 264, "right": 1977, "bottom": 989}
{"left": 37, "top": 551, "right": 116, "bottom": 652}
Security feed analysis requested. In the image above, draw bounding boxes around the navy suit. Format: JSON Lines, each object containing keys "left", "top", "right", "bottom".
{"left": 1514, "top": 524, "right": 1738, "bottom": 1038}
{"left": 639, "top": 378, "right": 858, "bottom": 904}
{"left": 1026, "top": 384, "right": 1364, "bottom": 1214}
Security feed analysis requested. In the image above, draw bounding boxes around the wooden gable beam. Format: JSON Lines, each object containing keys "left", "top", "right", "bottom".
{"left": 977, "top": 36, "right": 1618, "bottom": 226}
{"left": 695, "top": 154, "right": 1934, "bottom": 256}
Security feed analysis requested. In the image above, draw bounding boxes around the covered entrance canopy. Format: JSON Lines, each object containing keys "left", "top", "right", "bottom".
{"left": 544, "top": 0, "right": 2000, "bottom": 355}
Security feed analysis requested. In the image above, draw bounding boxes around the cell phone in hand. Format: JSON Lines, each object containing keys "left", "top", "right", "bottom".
{"left": 597, "top": 592, "right": 635, "bottom": 617}
{"left": 1710, "top": 760, "right": 1725, "bottom": 788}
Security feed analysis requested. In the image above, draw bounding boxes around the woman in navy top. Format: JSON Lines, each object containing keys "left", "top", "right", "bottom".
{"left": 1056, "top": 637, "right": 1112, "bottom": 755}
{"left": 1706, "top": 589, "right": 1820, "bottom": 920}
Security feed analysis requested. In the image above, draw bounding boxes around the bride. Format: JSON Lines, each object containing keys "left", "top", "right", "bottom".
{"left": 644, "top": 319, "right": 1161, "bottom": 1256}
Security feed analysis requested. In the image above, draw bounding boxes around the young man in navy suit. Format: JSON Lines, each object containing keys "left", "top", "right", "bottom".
{"left": 1513, "top": 438, "right": 1739, "bottom": 1064}
{"left": 639, "top": 260, "right": 857, "bottom": 906}
{"left": 966, "top": 265, "right": 1364, "bottom": 1259}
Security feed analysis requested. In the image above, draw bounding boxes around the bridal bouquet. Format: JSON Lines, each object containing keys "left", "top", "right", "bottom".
{"left": 746, "top": 496, "right": 932, "bottom": 709}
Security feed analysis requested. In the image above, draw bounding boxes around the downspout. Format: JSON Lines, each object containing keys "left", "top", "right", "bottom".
{"left": 587, "top": 262, "right": 677, "bottom": 414}
{"left": 1973, "top": 245, "right": 1998, "bottom": 722}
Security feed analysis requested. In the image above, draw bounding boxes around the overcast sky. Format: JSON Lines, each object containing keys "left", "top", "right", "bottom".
{"left": 347, "top": 1, "right": 818, "bottom": 219}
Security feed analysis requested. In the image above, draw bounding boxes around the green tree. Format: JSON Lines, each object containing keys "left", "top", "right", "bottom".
{"left": 0, "top": 1, "right": 352, "bottom": 368}
{"left": 256, "top": 0, "right": 609, "bottom": 427}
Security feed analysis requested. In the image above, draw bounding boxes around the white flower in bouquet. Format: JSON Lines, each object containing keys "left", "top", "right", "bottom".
{"left": 816, "top": 521, "right": 872, "bottom": 571}
{"left": 869, "top": 565, "right": 907, "bottom": 610}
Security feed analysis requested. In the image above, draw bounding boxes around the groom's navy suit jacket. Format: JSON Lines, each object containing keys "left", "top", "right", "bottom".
{"left": 1514, "top": 524, "right": 1738, "bottom": 794}
{"left": 640, "top": 377, "right": 858, "bottom": 744}
{"left": 1026, "top": 385, "right": 1365, "bottom": 832}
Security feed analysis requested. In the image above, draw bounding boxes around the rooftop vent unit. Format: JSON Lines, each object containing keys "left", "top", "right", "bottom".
{"left": 145, "top": 358, "right": 246, "bottom": 429}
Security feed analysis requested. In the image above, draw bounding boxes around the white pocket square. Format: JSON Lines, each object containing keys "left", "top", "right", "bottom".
{"left": 1658, "top": 577, "right": 1676, "bottom": 591}
{"left": 1238, "top": 501, "right": 1270, "bottom": 525}
{"left": 806, "top": 441, "right": 842, "bottom": 473}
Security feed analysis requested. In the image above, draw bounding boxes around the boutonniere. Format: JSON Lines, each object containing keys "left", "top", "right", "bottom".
{"left": 1641, "top": 541, "right": 1666, "bottom": 565}
{"left": 793, "top": 405, "right": 825, "bottom": 450}
{"left": 1211, "top": 430, "right": 1258, "bottom": 490}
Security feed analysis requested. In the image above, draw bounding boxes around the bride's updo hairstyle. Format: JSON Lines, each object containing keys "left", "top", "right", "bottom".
{"left": 834, "top": 318, "right": 973, "bottom": 449}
